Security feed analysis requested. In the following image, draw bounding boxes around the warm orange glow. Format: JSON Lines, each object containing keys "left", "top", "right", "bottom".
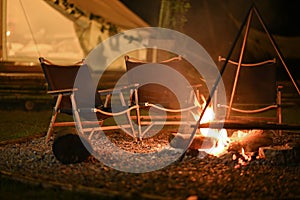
{"left": 241, "top": 147, "right": 251, "bottom": 162}
{"left": 231, "top": 131, "right": 255, "bottom": 166}
{"left": 233, "top": 148, "right": 252, "bottom": 167}
{"left": 192, "top": 96, "right": 259, "bottom": 162}
{"left": 193, "top": 95, "right": 229, "bottom": 157}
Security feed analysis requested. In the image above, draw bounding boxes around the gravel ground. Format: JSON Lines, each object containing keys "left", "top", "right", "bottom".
{"left": 0, "top": 130, "right": 299, "bottom": 200}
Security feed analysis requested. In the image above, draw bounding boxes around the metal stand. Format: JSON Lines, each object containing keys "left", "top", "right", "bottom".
{"left": 184, "top": 4, "right": 300, "bottom": 155}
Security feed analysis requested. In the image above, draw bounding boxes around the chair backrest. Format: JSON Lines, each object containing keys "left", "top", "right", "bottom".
{"left": 220, "top": 57, "right": 277, "bottom": 105}
{"left": 40, "top": 57, "right": 83, "bottom": 91}
{"left": 218, "top": 56, "right": 279, "bottom": 122}
{"left": 125, "top": 55, "right": 202, "bottom": 109}
{"left": 39, "top": 57, "right": 102, "bottom": 113}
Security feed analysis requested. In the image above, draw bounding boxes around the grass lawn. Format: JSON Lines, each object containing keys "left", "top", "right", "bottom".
{"left": 0, "top": 110, "right": 51, "bottom": 141}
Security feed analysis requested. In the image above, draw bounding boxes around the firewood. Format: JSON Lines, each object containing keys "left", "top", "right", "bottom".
{"left": 52, "top": 128, "right": 93, "bottom": 164}
{"left": 169, "top": 133, "right": 215, "bottom": 150}
{"left": 230, "top": 130, "right": 273, "bottom": 152}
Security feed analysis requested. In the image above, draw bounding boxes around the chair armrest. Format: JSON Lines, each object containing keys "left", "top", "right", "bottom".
{"left": 98, "top": 83, "right": 139, "bottom": 108}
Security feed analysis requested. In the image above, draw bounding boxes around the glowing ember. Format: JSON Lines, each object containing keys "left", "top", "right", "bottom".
{"left": 241, "top": 147, "right": 251, "bottom": 162}
{"left": 233, "top": 147, "right": 253, "bottom": 168}
{"left": 192, "top": 96, "right": 229, "bottom": 157}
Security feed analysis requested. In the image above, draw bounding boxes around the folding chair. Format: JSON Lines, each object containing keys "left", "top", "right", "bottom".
{"left": 124, "top": 55, "right": 202, "bottom": 139}
{"left": 39, "top": 57, "right": 138, "bottom": 142}
{"left": 217, "top": 56, "right": 282, "bottom": 124}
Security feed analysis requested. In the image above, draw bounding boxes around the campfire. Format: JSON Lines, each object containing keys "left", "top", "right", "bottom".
{"left": 172, "top": 94, "right": 300, "bottom": 167}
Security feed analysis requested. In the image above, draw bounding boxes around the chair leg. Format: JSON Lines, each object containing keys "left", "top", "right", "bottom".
{"left": 126, "top": 111, "right": 137, "bottom": 139}
{"left": 88, "top": 121, "right": 104, "bottom": 140}
{"left": 119, "top": 91, "right": 137, "bottom": 138}
{"left": 277, "top": 85, "right": 283, "bottom": 136}
{"left": 134, "top": 90, "right": 142, "bottom": 140}
{"left": 104, "top": 94, "right": 112, "bottom": 108}
{"left": 70, "top": 93, "right": 84, "bottom": 135}
{"left": 45, "top": 94, "right": 63, "bottom": 143}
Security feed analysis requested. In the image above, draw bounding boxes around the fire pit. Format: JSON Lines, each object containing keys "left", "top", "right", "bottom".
{"left": 0, "top": 129, "right": 299, "bottom": 199}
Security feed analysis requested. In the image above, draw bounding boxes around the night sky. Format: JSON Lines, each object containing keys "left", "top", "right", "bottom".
{"left": 121, "top": 0, "right": 300, "bottom": 80}
{"left": 121, "top": 0, "right": 299, "bottom": 36}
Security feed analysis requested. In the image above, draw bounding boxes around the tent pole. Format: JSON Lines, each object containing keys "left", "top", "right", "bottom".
{"left": 253, "top": 6, "right": 300, "bottom": 95}
{"left": 0, "top": 0, "right": 4, "bottom": 60}
{"left": 0, "top": 0, "right": 2, "bottom": 59}
{"left": 226, "top": 8, "right": 253, "bottom": 119}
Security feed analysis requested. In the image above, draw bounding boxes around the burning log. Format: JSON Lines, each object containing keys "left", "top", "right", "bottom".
{"left": 169, "top": 132, "right": 217, "bottom": 159}
{"left": 229, "top": 129, "right": 273, "bottom": 152}
{"left": 169, "top": 133, "right": 215, "bottom": 150}
{"left": 52, "top": 128, "right": 93, "bottom": 164}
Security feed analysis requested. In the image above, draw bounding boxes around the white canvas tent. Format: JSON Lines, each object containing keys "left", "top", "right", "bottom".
{"left": 0, "top": 0, "right": 149, "bottom": 64}
{"left": 67, "top": 0, "right": 148, "bottom": 29}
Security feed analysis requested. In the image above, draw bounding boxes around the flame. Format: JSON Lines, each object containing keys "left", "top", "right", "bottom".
{"left": 192, "top": 96, "right": 258, "bottom": 165}
{"left": 192, "top": 95, "right": 229, "bottom": 157}
{"left": 233, "top": 148, "right": 252, "bottom": 167}
{"left": 241, "top": 147, "right": 251, "bottom": 162}
{"left": 231, "top": 130, "right": 256, "bottom": 167}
